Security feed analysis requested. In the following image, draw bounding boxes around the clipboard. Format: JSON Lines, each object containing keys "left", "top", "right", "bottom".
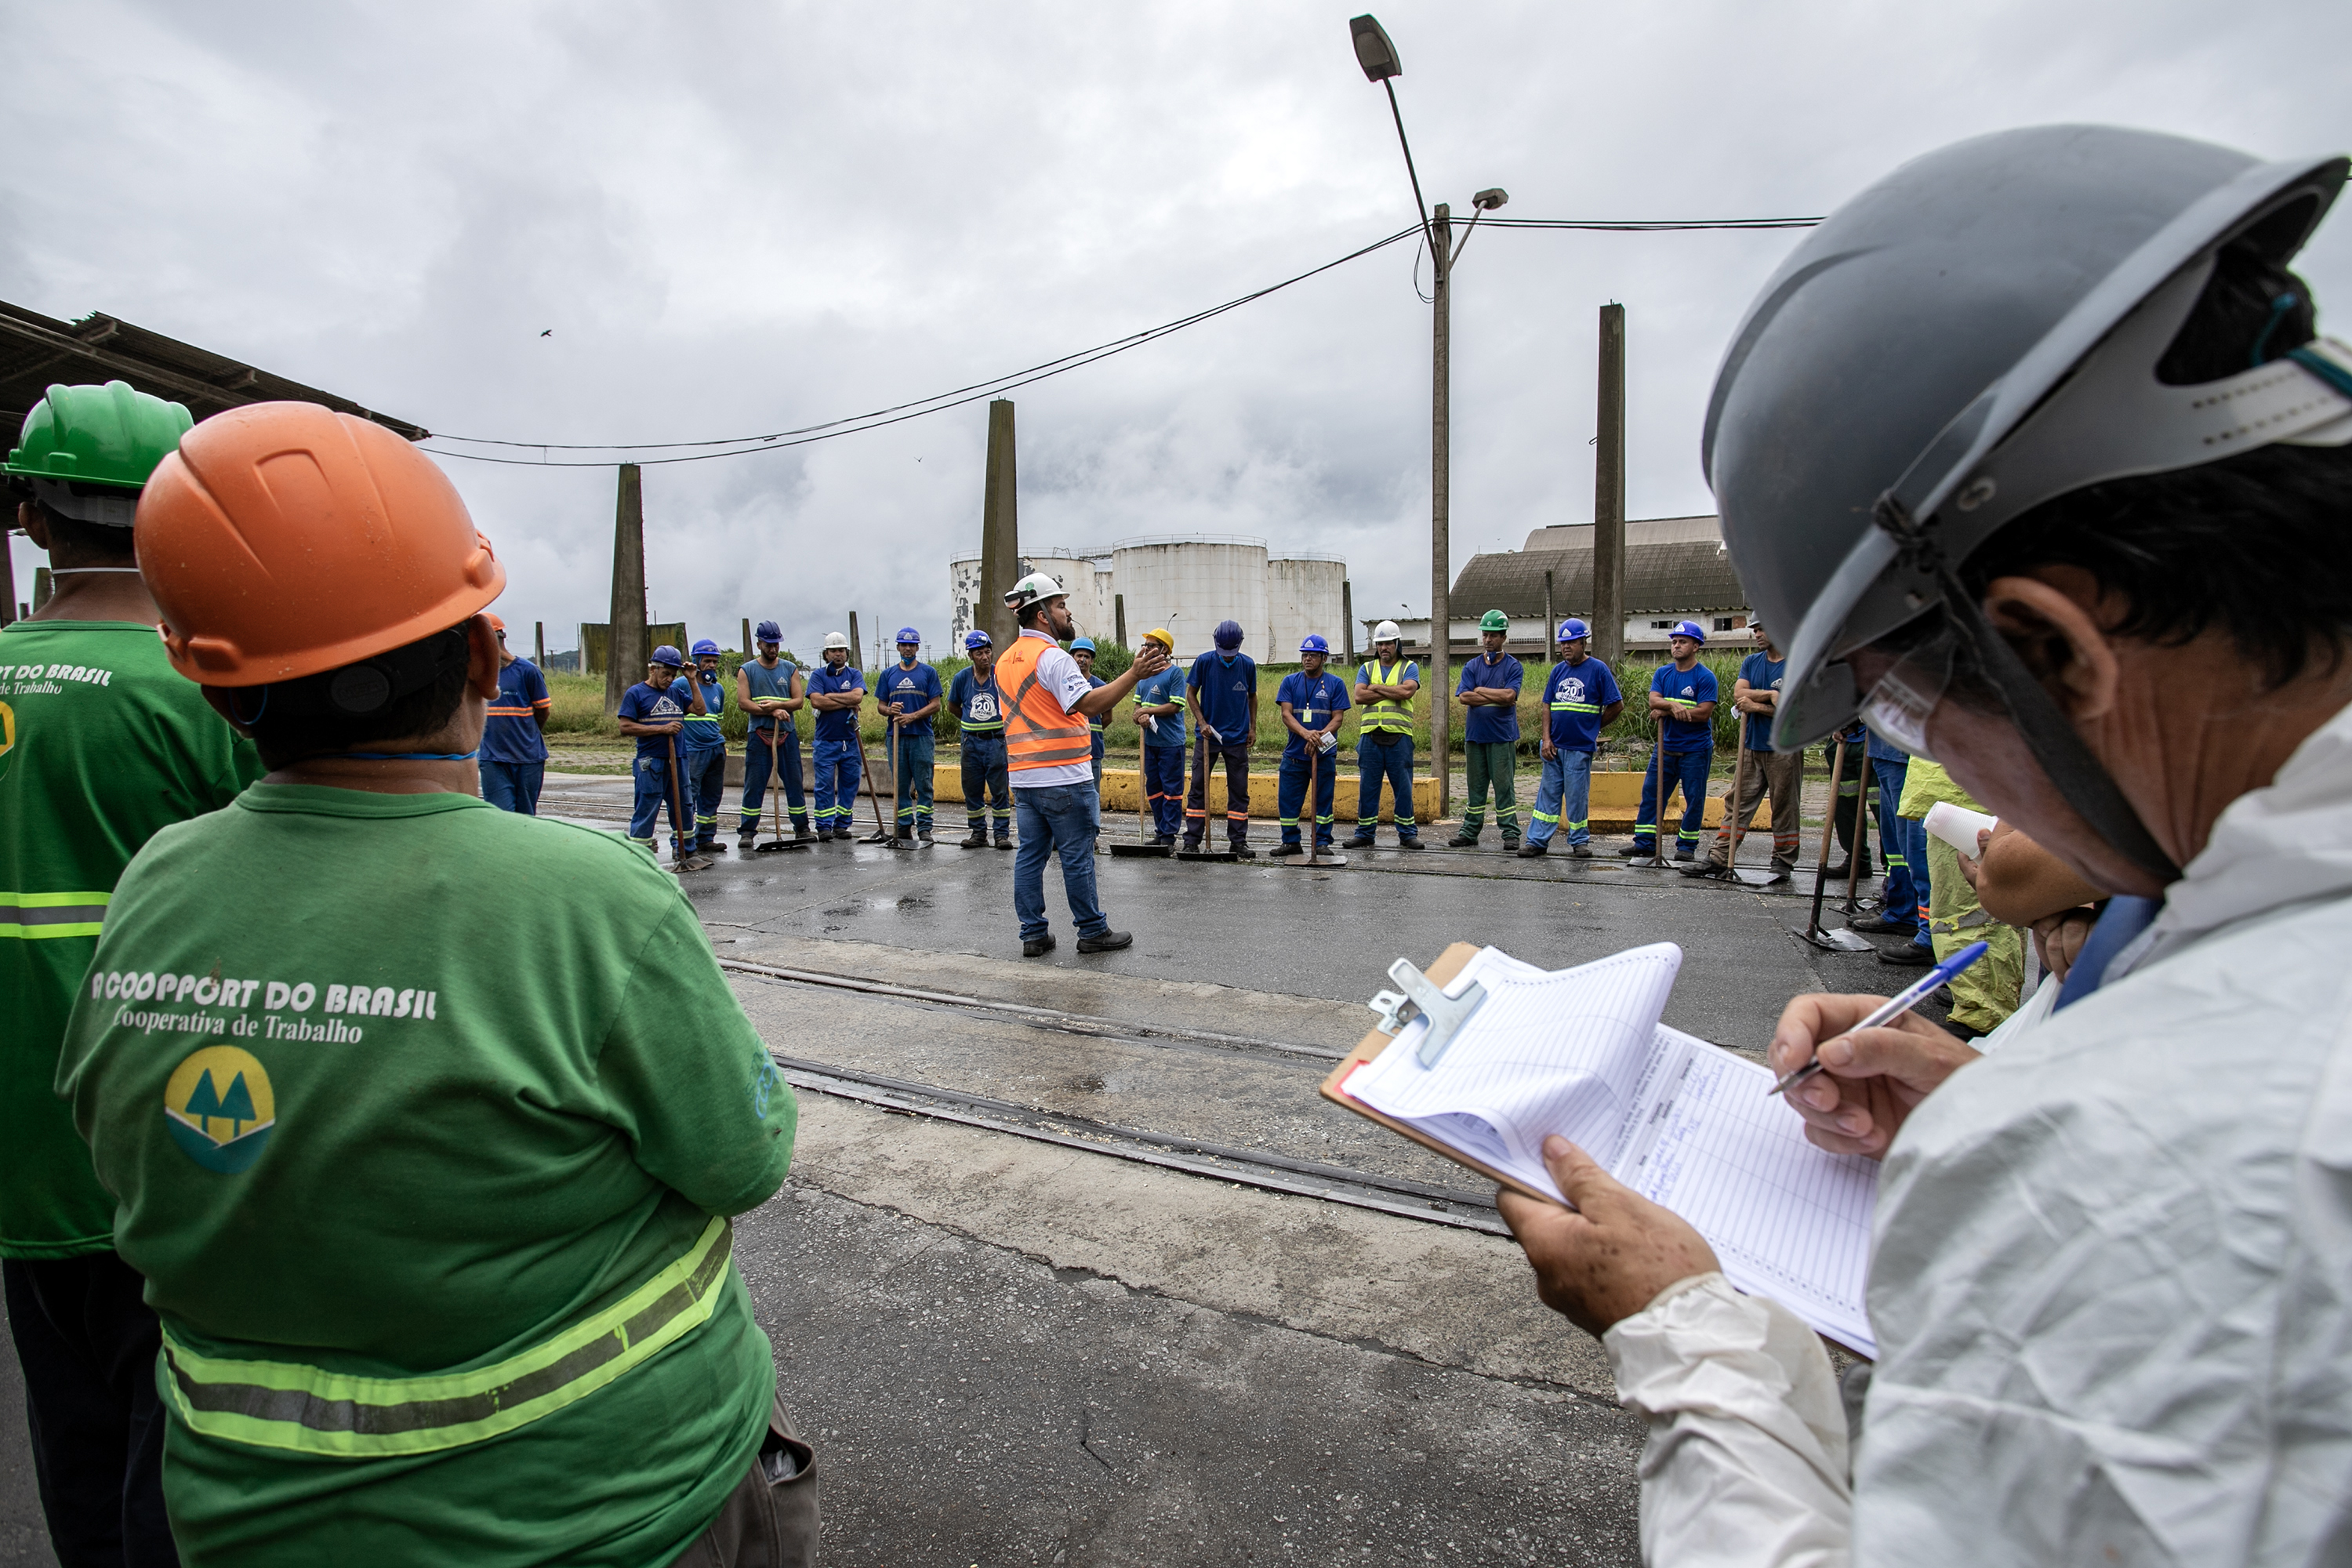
{"left": 1319, "top": 942, "right": 1562, "bottom": 1207}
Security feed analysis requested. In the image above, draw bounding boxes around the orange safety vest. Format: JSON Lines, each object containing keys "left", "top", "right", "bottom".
{"left": 996, "top": 633, "right": 1094, "bottom": 772}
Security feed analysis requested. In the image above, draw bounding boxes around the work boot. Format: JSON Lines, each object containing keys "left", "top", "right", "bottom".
{"left": 1681, "top": 858, "right": 1730, "bottom": 879}
{"left": 994, "top": 837, "right": 1014, "bottom": 851}
{"left": 1181, "top": 838, "right": 1203, "bottom": 855}
{"left": 1076, "top": 930, "right": 1134, "bottom": 954}
{"left": 1568, "top": 844, "right": 1592, "bottom": 858}
{"left": 1618, "top": 841, "right": 1655, "bottom": 859}
{"left": 1396, "top": 834, "right": 1427, "bottom": 851}
{"left": 916, "top": 829, "right": 935, "bottom": 848}
{"left": 1501, "top": 835, "right": 1520, "bottom": 852}
{"left": 1673, "top": 848, "right": 1697, "bottom": 862}
{"left": 1516, "top": 840, "right": 1547, "bottom": 858}
{"left": 1152, "top": 833, "right": 1177, "bottom": 848}
{"left": 1876, "top": 942, "right": 1935, "bottom": 967}
{"left": 960, "top": 828, "right": 989, "bottom": 848}
{"left": 1270, "top": 842, "right": 1302, "bottom": 857}
{"left": 1022, "top": 933, "right": 1057, "bottom": 958}
{"left": 737, "top": 833, "right": 757, "bottom": 852}
{"left": 1848, "top": 912, "right": 1914, "bottom": 935}
{"left": 816, "top": 829, "right": 834, "bottom": 843}
{"left": 794, "top": 823, "right": 815, "bottom": 842}
{"left": 1346, "top": 832, "right": 1375, "bottom": 849}
{"left": 1448, "top": 829, "right": 1480, "bottom": 848}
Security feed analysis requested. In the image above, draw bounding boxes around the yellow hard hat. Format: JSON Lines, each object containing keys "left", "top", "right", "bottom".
{"left": 1143, "top": 627, "right": 1174, "bottom": 650}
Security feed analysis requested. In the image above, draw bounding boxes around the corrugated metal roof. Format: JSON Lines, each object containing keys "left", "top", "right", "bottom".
{"left": 1451, "top": 538, "right": 1748, "bottom": 615}
{"left": 0, "top": 301, "right": 426, "bottom": 441}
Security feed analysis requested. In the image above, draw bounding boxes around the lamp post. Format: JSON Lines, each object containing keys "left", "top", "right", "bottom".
{"left": 1350, "top": 14, "right": 1504, "bottom": 825}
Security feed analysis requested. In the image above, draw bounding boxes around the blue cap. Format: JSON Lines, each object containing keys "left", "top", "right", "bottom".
{"left": 755, "top": 620, "right": 782, "bottom": 643}
{"left": 963, "top": 630, "right": 993, "bottom": 651}
{"left": 690, "top": 638, "right": 721, "bottom": 658}
{"left": 650, "top": 645, "right": 684, "bottom": 668}
{"left": 895, "top": 626, "right": 920, "bottom": 645}
{"left": 1671, "top": 619, "right": 1707, "bottom": 644}
{"left": 1556, "top": 618, "right": 1591, "bottom": 643}
{"left": 1214, "top": 619, "right": 1244, "bottom": 650}
{"left": 1298, "top": 633, "right": 1329, "bottom": 655}
{"left": 1069, "top": 637, "right": 1096, "bottom": 653}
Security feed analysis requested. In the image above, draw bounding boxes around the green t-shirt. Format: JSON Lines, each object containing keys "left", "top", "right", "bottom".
{"left": 2, "top": 619, "right": 261, "bottom": 1259}
{"left": 55, "top": 786, "right": 797, "bottom": 1566}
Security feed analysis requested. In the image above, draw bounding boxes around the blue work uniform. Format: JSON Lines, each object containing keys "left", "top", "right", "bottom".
{"left": 1184, "top": 651, "right": 1257, "bottom": 848}
{"left": 737, "top": 659, "right": 808, "bottom": 837}
{"left": 1275, "top": 670, "right": 1350, "bottom": 847}
{"left": 1528, "top": 655, "right": 1622, "bottom": 849}
{"left": 1867, "top": 730, "right": 1928, "bottom": 941}
{"left": 1352, "top": 658, "right": 1420, "bottom": 842}
{"left": 1085, "top": 674, "right": 1107, "bottom": 790}
{"left": 950, "top": 666, "right": 1013, "bottom": 843}
{"left": 1455, "top": 653, "right": 1524, "bottom": 840}
{"left": 1635, "top": 662, "right": 1718, "bottom": 857}
{"left": 481, "top": 658, "right": 550, "bottom": 815}
{"left": 615, "top": 678, "right": 695, "bottom": 851}
{"left": 674, "top": 669, "right": 728, "bottom": 849}
{"left": 1132, "top": 665, "right": 1188, "bottom": 840}
{"left": 878, "top": 660, "right": 943, "bottom": 837}
{"left": 808, "top": 662, "right": 866, "bottom": 835}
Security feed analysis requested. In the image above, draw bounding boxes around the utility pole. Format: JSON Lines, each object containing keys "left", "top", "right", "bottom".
{"left": 1114, "top": 592, "right": 1127, "bottom": 649}
{"left": 535, "top": 621, "right": 546, "bottom": 666}
{"left": 604, "top": 464, "right": 647, "bottom": 714}
{"left": 978, "top": 400, "right": 1020, "bottom": 654}
{"left": 1594, "top": 303, "right": 1627, "bottom": 665}
{"left": 1543, "top": 568, "right": 1555, "bottom": 670}
{"left": 848, "top": 612, "right": 862, "bottom": 672}
{"left": 741, "top": 617, "right": 753, "bottom": 656}
{"left": 1341, "top": 580, "right": 1355, "bottom": 663}
{"left": 1430, "top": 202, "right": 1453, "bottom": 822}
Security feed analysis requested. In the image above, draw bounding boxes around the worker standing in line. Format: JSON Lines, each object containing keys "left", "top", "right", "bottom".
{"left": 1822, "top": 717, "right": 1872, "bottom": 879}
{"left": 1621, "top": 621, "right": 1717, "bottom": 862}
{"left": 677, "top": 639, "right": 731, "bottom": 856}
{"left": 614, "top": 644, "right": 702, "bottom": 863}
{"left": 1131, "top": 628, "right": 1187, "bottom": 846}
{"left": 55, "top": 402, "right": 812, "bottom": 1565}
{"left": 1519, "top": 618, "right": 1623, "bottom": 858}
{"left": 805, "top": 632, "right": 865, "bottom": 843}
{"left": 1347, "top": 619, "right": 1424, "bottom": 850}
{"left": 1848, "top": 728, "right": 1927, "bottom": 947}
{"left": 1272, "top": 635, "right": 1350, "bottom": 855}
{"left": 875, "top": 628, "right": 942, "bottom": 848}
{"left": 1688, "top": 618, "right": 1800, "bottom": 880}
{"left": 1451, "top": 609, "right": 1524, "bottom": 850}
{"left": 735, "top": 621, "right": 812, "bottom": 848}
{"left": 1183, "top": 619, "right": 1257, "bottom": 855}
{"left": 478, "top": 613, "right": 550, "bottom": 815}
{"left": 949, "top": 630, "right": 1013, "bottom": 848}
{"left": 996, "top": 574, "right": 1167, "bottom": 956}
{"left": 1, "top": 382, "right": 261, "bottom": 1568}
{"left": 1070, "top": 637, "right": 1109, "bottom": 795}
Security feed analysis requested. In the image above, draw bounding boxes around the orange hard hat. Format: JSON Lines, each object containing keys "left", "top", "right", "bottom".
{"left": 138, "top": 403, "right": 503, "bottom": 686}
{"left": 485, "top": 612, "right": 506, "bottom": 633}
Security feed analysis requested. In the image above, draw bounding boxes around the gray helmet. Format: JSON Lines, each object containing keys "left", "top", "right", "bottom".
{"left": 1708, "top": 125, "right": 2350, "bottom": 881}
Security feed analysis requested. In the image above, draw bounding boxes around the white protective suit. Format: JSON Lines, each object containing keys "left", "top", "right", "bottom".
{"left": 1603, "top": 701, "right": 2352, "bottom": 1564}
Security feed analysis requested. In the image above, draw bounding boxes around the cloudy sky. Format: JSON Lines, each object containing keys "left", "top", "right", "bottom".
{"left": 7, "top": 0, "right": 2348, "bottom": 657}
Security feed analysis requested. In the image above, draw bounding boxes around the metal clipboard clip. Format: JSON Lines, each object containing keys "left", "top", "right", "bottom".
{"left": 1366, "top": 957, "right": 1489, "bottom": 1069}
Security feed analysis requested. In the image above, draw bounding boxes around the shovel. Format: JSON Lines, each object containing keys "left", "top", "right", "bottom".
{"left": 856, "top": 711, "right": 899, "bottom": 845}
{"left": 1110, "top": 715, "right": 1174, "bottom": 859}
{"left": 1793, "top": 736, "right": 1873, "bottom": 951}
{"left": 1283, "top": 732, "right": 1347, "bottom": 868}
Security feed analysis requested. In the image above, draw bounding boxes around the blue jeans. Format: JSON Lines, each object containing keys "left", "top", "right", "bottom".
{"left": 1871, "top": 757, "right": 1920, "bottom": 934}
{"left": 813, "top": 735, "right": 861, "bottom": 833}
{"left": 1527, "top": 748, "right": 1595, "bottom": 847}
{"left": 1013, "top": 783, "right": 1106, "bottom": 941}
{"left": 1354, "top": 731, "right": 1417, "bottom": 837}
{"left": 480, "top": 760, "right": 544, "bottom": 815}
{"left": 893, "top": 728, "right": 935, "bottom": 835}
{"left": 1634, "top": 746, "right": 1711, "bottom": 856}
{"left": 1278, "top": 746, "right": 1339, "bottom": 846}
{"left": 962, "top": 735, "right": 1012, "bottom": 839}
{"left": 628, "top": 753, "right": 694, "bottom": 848}
{"left": 681, "top": 746, "right": 725, "bottom": 846}
{"left": 738, "top": 727, "right": 808, "bottom": 833}
{"left": 1142, "top": 746, "right": 1186, "bottom": 837}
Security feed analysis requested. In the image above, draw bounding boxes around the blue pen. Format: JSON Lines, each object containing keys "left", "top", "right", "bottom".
{"left": 1769, "top": 940, "right": 1990, "bottom": 1098}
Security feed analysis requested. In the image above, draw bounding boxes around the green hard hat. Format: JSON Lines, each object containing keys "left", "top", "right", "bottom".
{"left": 1478, "top": 609, "right": 1509, "bottom": 633}
{"left": 5, "top": 380, "right": 194, "bottom": 525}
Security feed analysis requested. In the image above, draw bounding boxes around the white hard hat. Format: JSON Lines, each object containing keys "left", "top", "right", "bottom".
{"left": 1373, "top": 619, "right": 1403, "bottom": 643}
{"left": 1004, "top": 572, "right": 1065, "bottom": 612}
{"left": 822, "top": 631, "right": 850, "bottom": 652}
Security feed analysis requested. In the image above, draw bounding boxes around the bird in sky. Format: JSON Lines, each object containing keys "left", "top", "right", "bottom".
{"left": 539, "top": 328, "right": 553, "bottom": 337}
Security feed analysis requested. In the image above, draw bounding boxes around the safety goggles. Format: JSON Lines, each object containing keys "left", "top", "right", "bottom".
{"left": 1855, "top": 619, "right": 1961, "bottom": 762}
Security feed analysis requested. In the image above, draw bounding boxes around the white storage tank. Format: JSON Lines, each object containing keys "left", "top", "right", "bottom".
{"left": 1109, "top": 536, "right": 1270, "bottom": 660}
{"left": 1267, "top": 554, "right": 1347, "bottom": 659}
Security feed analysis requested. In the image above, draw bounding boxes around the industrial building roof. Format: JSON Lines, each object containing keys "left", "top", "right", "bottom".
{"left": 1450, "top": 534, "right": 1749, "bottom": 615}
{"left": 0, "top": 300, "right": 426, "bottom": 441}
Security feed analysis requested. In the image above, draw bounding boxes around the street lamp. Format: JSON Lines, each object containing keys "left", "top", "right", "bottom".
{"left": 1349, "top": 13, "right": 1504, "bottom": 824}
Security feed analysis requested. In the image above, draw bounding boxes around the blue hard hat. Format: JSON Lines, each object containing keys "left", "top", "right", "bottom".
{"left": 895, "top": 626, "right": 920, "bottom": 645}
{"left": 1556, "top": 618, "right": 1592, "bottom": 643}
{"left": 754, "top": 619, "right": 782, "bottom": 643}
{"left": 1214, "top": 619, "right": 1244, "bottom": 650}
{"left": 1069, "top": 637, "right": 1096, "bottom": 653}
{"left": 1671, "top": 619, "right": 1707, "bottom": 644}
{"left": 690, "top": 638, "right": 721, "bottom": 658}
{"left": 1298, "top": 633, "right": 1329, "bottom": 655}
{"left": 650, "top": 645, "right": 684, "bottom": 668}
{"left": 964, "top": 630, "right": 993, "bottom": 650}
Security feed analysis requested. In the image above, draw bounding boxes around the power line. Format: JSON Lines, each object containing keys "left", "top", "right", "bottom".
{"left": 423, "top": 212, "right": 1822, "bottom": 469}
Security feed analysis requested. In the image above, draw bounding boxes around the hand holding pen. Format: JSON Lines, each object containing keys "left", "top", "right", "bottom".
{"left": 1763, "top": 942, "right": 1991, "bottom": 1160}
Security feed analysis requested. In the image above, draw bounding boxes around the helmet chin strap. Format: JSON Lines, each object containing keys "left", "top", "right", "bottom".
{"left": 1874, "top": 492, "right": 2182, "bottom": 887}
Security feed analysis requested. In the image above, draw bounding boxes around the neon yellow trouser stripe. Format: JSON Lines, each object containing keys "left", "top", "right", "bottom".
{"left": 0, "top": 891, "right": 109, "bottom": 939}
{"left": 161, "top": 1218, "right": 733, "bottom": 1457}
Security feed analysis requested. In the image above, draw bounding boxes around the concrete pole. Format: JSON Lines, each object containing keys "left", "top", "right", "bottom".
{"left": 1429, "top": 202, "right": 1453, "bottom": 822}
{"left": 1594, "top": 304, "right": 1627, "bottom": 666}
{"left": 604, "top": 463, "right": 648, "bottom": 714}
{"left": 1543, "top": 568, "right": 1555, "bottom": 673}
{"left": 1114, "top": 593, "right": 1126, "bottom": 649}
{"left": 535, "top": 621, "right": 546, "bottom": 665}
{"left": 33, "top": 566, "right": 53, "bottom": 612}
{"left": 741, "top": 617, "right": 753, "bottom": 656}
{"left": 848, "top": 612, "right": 862, "bottom": 672}
{"left": 978, "top": 400, "right": 1020, "bottom": 654}
{"left": 1341, "top": 580, "right": 1354, "bottom": 663}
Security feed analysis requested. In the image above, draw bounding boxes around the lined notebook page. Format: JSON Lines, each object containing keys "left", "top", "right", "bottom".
{"left": 1621, "top": 1029, "right": 1878, "bottom": 1355}
{"left": 1347, "top": 943, "right": 1683, "bottom": 1192}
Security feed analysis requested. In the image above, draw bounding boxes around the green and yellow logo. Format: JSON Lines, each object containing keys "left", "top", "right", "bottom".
{"left": 164, "top": 1047, "right": 276, "bottom": 1174}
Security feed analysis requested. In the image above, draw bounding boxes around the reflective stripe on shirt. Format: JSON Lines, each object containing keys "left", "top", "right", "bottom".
{"left": 0, "top": 890, "right": 110, "bottom": 939}
{"left": 158, "top": 1216, "right": 734, "bottom": 1458}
